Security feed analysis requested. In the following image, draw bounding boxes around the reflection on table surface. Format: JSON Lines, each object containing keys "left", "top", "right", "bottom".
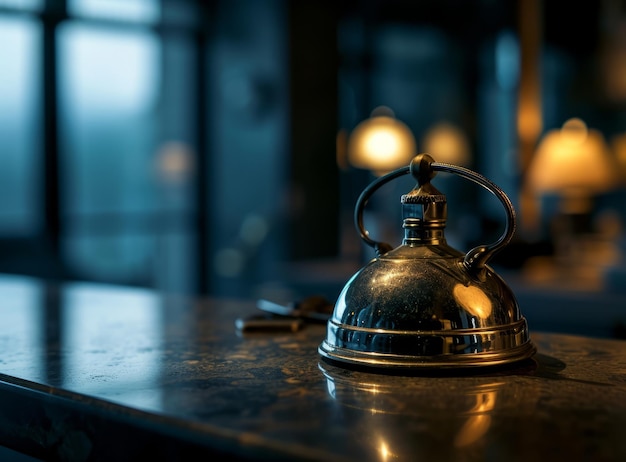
{"left": 0, "top": 273, "right": 625, "bottom": 461}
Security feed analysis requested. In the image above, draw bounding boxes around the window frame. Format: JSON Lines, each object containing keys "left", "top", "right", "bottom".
{"left": 0, "top": 0, "right": 214, "bottom": 294}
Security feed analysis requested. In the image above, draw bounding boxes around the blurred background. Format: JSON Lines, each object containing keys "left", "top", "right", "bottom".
{"left": 1, "top": 0, "right": 626, "bottom": 337}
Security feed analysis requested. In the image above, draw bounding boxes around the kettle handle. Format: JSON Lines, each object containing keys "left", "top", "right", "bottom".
{"left": 355, "top": 154, "right": 516, "bottom": 274}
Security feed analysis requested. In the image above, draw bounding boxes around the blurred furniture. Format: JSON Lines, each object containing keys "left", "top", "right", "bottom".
{"left": 0, "top": 274, "right": 625, "bottom": 461}
{"left": 505, "top": 272, "right": 626, "bottom": 339}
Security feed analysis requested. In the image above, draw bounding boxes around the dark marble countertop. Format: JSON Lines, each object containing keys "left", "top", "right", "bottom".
{"left": 0, "top": 274, "right": 625, "bottom": 461}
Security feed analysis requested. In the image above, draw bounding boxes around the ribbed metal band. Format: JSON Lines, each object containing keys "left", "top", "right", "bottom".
{"left": 318, "top": 317, "right": 535, "bottom": 369}
{"left": 401, "top": 194, "right": 447, "bottom": 204}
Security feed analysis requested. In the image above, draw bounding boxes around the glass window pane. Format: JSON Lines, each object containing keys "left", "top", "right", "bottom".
{"left": 59, "top": 24, "right": 160, "bottom": 214}
{"left": 58, "top": 24, "right": 161, "bottom": 281}
{"left": 0, "top": 17, "right": 41, "bottom": 236}
{"left": 68, "top": 0, "right": 160, "bottom": 23}
{"left": 0, "top": 0, "right": 43, "bottom": 11}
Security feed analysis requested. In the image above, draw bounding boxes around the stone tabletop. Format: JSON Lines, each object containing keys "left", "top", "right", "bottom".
{"left": 0, "top": 274, "right": 625, "bottom": 461}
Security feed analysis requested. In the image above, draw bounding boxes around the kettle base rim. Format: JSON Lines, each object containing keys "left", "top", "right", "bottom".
{"left": 318, "top": 339, "right": 536, "bottom": 370}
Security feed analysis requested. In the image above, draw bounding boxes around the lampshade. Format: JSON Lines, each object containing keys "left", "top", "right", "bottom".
{"left": 347, "top": 106, "right": 416, "bottom": 176}
{"left": 527, "top": 118, "right": 619, "bottom": 205}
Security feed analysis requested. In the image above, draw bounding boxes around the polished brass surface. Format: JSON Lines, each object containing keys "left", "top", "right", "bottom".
{"left": 320, "top": 154, "right": 534, "bottom": 369}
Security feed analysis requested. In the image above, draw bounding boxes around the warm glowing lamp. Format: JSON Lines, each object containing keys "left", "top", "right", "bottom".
{"left": 347, "top": 106, "right": 416, "bottom": 176}
{"left": 525, "top": 118, "right": 621, "bottom": 288}
{"left": 527, "top": 118, "right": 619, "bottom": 214}
{"left": 422, "top": 121, "right": 471, "bottom": 166}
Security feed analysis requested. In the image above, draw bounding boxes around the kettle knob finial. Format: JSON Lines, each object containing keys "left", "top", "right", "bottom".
{"left": 409, "top": 153, "right": 437, "bottom": 186}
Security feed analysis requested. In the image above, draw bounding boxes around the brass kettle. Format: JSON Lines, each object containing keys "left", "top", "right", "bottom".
{"left": 318, "top": 154, "right": 535, "bottom": 370}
